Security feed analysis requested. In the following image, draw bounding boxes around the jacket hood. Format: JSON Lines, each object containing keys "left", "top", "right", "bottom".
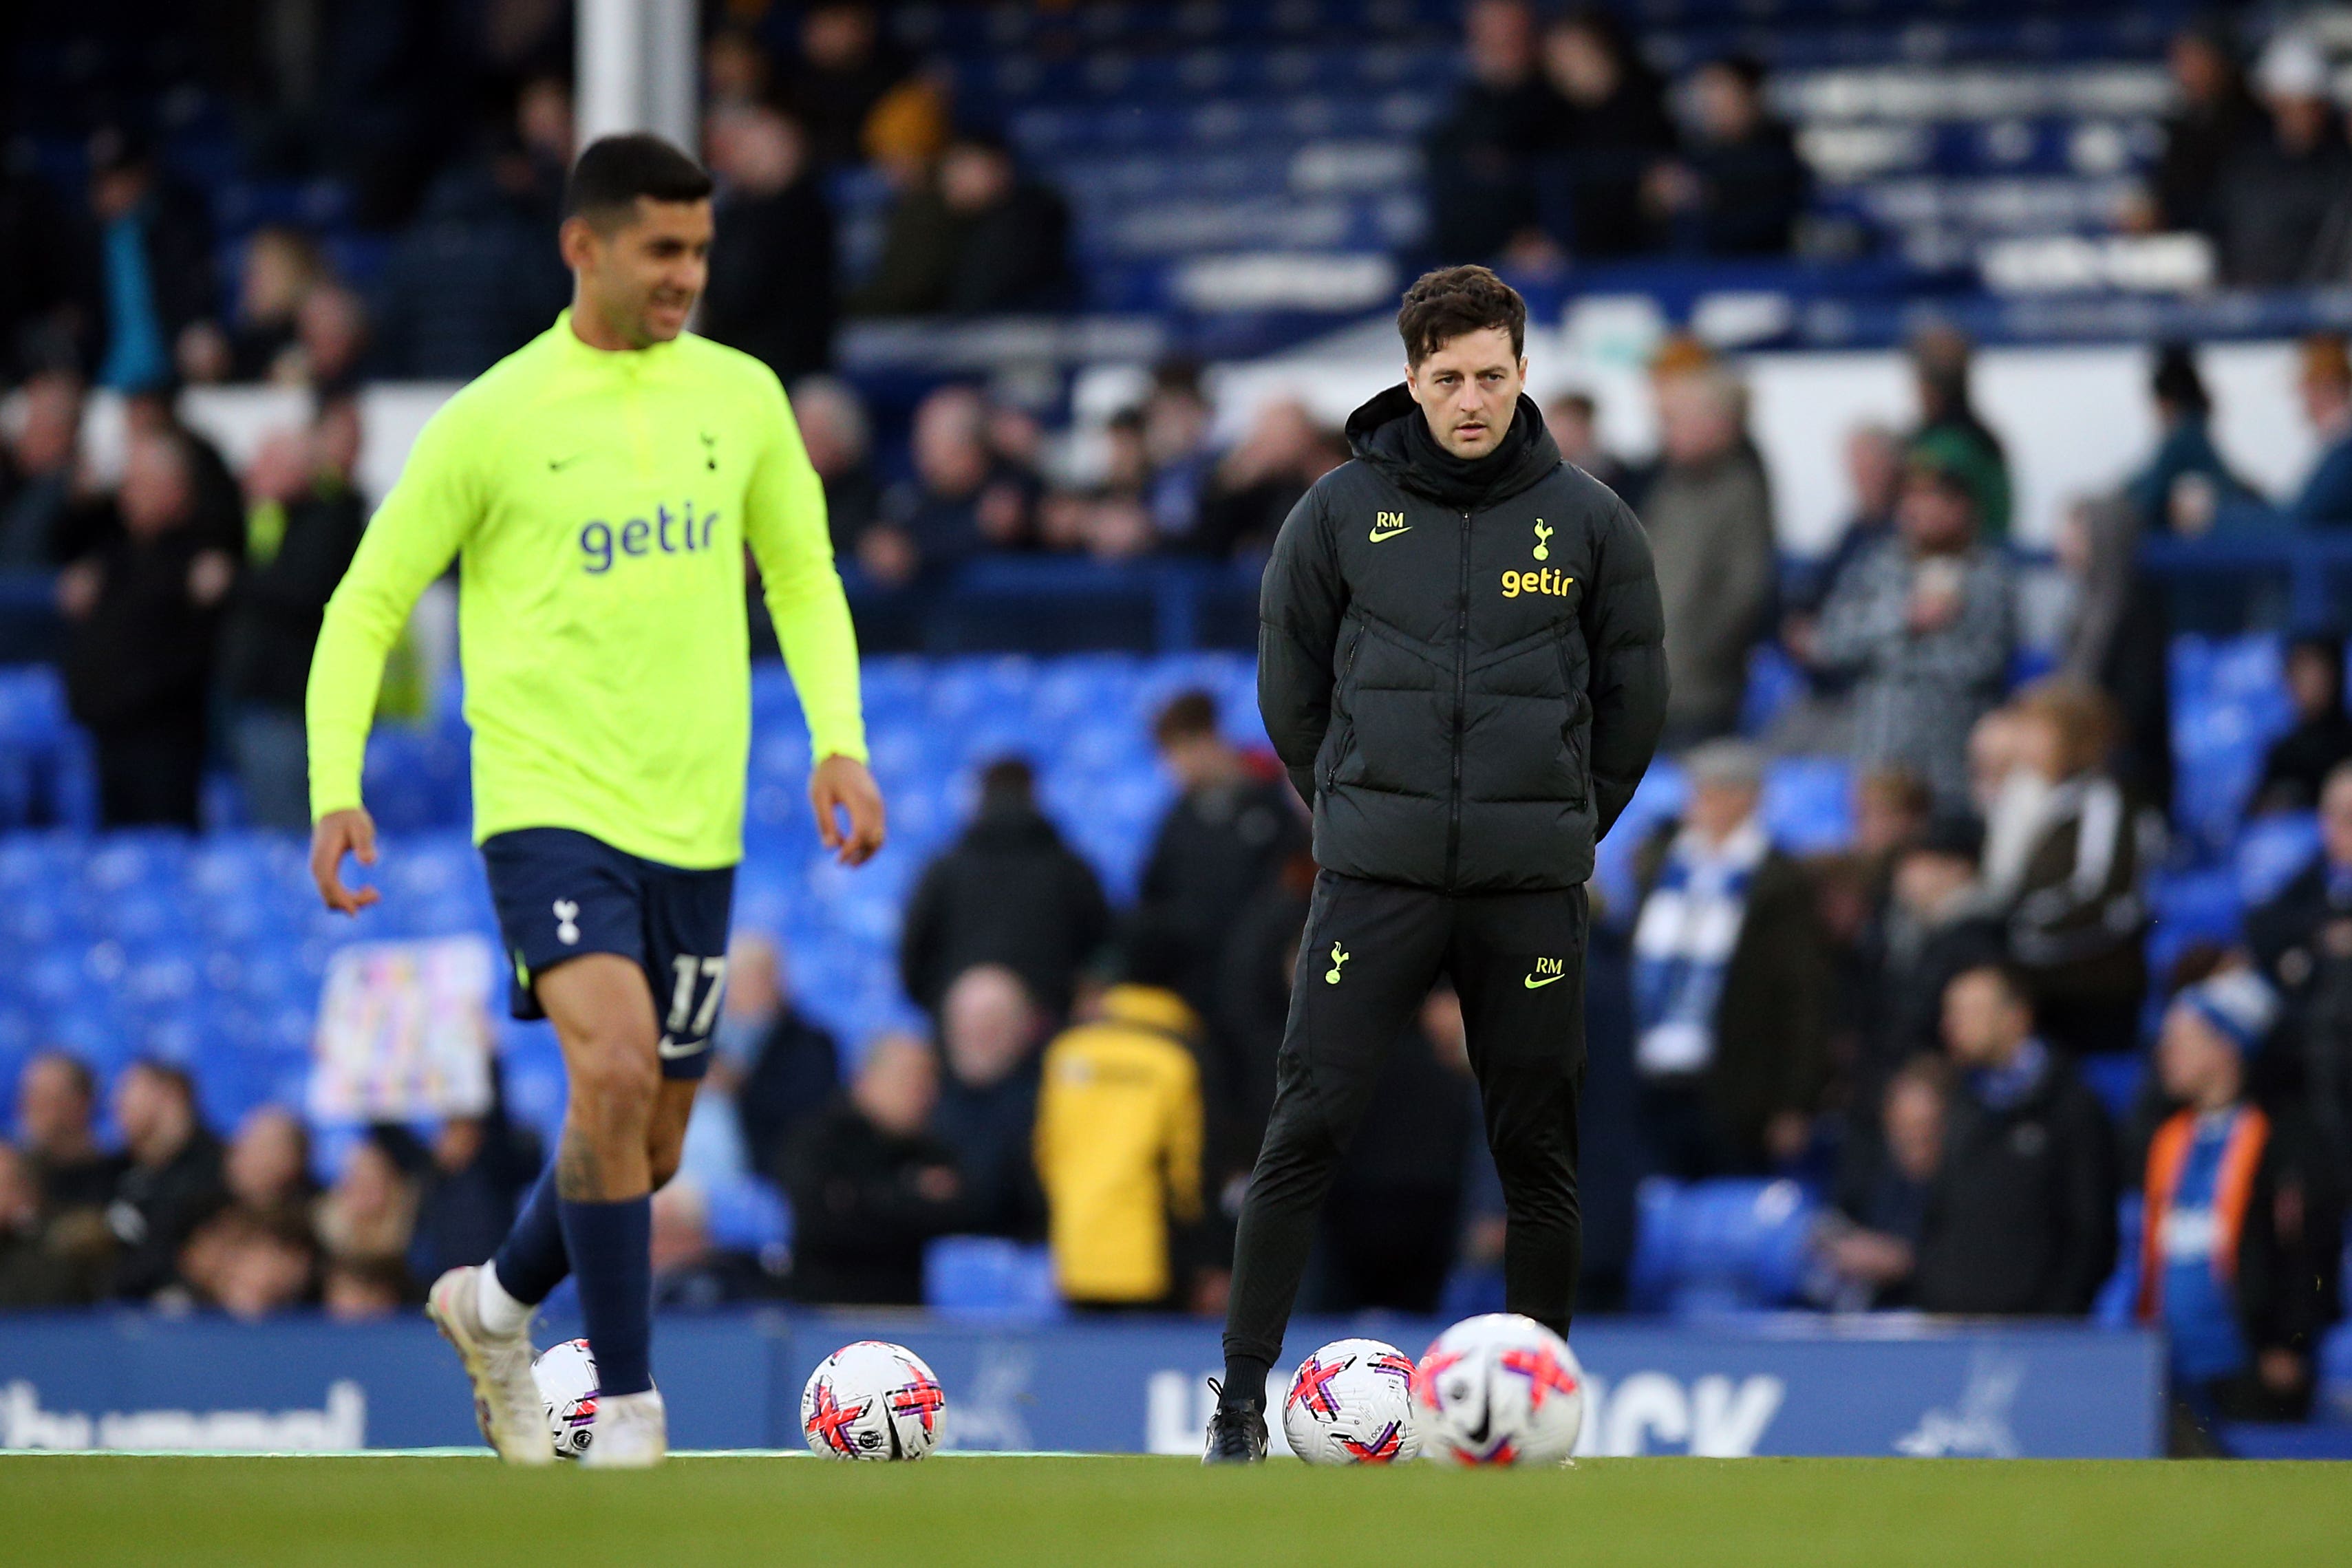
{"left": 1345, "top": 384, "right": 1562, "bottom": 509}
{"left": 1094, "top": 983, "right": 1200, "bottom": 1040}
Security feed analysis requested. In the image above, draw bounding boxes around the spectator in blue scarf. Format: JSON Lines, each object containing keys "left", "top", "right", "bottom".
{"left": 1631, "top": 742, "right": 1829, "bottom": 1179}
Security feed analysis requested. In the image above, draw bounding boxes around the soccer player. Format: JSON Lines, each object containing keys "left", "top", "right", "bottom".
{"left": 305, "top": 135, "right": 882, "bottom": 1467}
{"left": 1204, "top": 266, "right": 1666, "bottom": 1461}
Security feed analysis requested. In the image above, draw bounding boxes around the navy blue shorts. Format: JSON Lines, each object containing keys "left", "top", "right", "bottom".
{"left": 480, "top": 828, "right": 736, "bottom": 1080}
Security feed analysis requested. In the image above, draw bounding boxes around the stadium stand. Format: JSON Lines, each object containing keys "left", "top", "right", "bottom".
{"left": 10, "top": 0, "right": 2352, "bottom": 1463}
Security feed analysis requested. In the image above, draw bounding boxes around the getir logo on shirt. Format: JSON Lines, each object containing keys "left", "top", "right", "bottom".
{"left": 580, "top": 502, "right": 719, "bottom": 572}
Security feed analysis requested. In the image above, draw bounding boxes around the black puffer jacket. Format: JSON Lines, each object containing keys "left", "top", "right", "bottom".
{"left": 1259, "top": 386, "right": 1667, "bottom": 892}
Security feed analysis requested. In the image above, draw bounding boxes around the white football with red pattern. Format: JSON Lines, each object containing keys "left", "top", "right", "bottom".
{"left": 1412, "top": 1313, "right": 1584, "bottom": 1466}
{"left": 800, "top": 1340, "right": 948, "bottom": 1461}
{"left": 531, "top": 1338, "right": 600, "bottom": 1461}
{"left": 1281, "top": 1336, "right": 1422, "bottom": 1465}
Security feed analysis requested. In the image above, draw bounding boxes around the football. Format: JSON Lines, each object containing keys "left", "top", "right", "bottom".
{"left": 1412, "top": 1314, "right": 1585, "bottom": 1467}
{"left": 800, "top": 1340, "right": 948, "bottom": 1461}
{"left": 1281, "top": 1337, "right": 1421, "bottom": 1465}
{"left": 531, "top": 1338, "right": 600, "bottom": 1461}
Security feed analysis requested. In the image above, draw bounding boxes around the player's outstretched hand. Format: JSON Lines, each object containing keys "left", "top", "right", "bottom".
{"left": 811, "top": 753, "right": 886, "bottom": 868}
{"left": 311, "top": 806, "right": 381, "bottom": 914}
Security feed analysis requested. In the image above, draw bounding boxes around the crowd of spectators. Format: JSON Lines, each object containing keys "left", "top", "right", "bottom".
{"left": 10, "top": 9, "right": 2352, "bottom": 1452}
{"left": 0, "top": 5, "right": 1071, "bottom": 401}
{"left": 2128, "top": 23, "right": 2352, "bottom": 290}
{"left": 0, "top": 372, "right": 367, "bottom": 830}
{"left": 1428, "top": 1, "right": 1813, "bottom": 270}
{"left": 1, "top": 1054, "right": 540, "bottom": 1320}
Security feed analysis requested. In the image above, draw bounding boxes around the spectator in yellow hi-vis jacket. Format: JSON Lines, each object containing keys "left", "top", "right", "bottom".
{"left": 1034, "top": 980, "right": 1205, "bottom": 1308}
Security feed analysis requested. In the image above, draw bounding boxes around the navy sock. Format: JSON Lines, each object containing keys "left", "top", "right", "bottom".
{"left": 558, "top": 1195, "right": 654, "bottom": 1397}
{"left": 490, "top": 1168, "right": 569, "bottom": 1304}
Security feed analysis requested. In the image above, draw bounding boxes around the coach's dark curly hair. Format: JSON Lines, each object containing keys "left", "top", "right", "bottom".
{"left": 1396, "top": 265, "right": 1528, "bottom": 367}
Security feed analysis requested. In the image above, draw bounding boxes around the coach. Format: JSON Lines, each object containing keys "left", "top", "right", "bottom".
{"left": 1207, "top": 266, "right": 1667, "bottom": 1461}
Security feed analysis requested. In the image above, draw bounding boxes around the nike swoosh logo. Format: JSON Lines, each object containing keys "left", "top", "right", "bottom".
{"left": 1369, "top": 526, "right": 1411, "bottom": 542}
{"left": 1464, "top": 1392, "right": 1491, "bottom": 1448}
{"left": 1524, "top": 973, "right": 1565, "bottom": 989}
{"left": 548, "top": 453, "right": 588, "bottom": 471}
{"left": 656, "top": 1034, "right": 707, "bottom": 1060}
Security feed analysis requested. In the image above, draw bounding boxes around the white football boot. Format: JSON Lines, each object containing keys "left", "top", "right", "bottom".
{"left": 425, "top": 1265, "right": 554, "bottom": 1465}
{"left": 581, "top": 1388, "right": 669, "bottom": 1468}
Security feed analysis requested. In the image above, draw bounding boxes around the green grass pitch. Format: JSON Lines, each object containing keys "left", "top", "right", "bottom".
{"left": 4, "top": 1454, "right": 2346, "bottom": 1567}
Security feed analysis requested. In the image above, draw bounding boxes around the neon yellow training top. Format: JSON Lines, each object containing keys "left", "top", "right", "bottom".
{"left": 306, "top": 312, "right": 867, "bottom": 869}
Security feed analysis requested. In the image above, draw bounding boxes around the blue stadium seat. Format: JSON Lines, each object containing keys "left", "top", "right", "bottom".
{"left": 703, "top": 1174, "right": 792, "bottom": 1256}
{"left": 924, "top": 1236, "right": 1067, "bottom": 1323}
{"left": 1629, "top": 1177, "right": 1820, "bottom": 1315}
{"left": 1762, "top": 757, "right": 1854, "bottom": 853}
{"left": 2171, "top": 634, "right": 2294, "bottom": 857}
{"left": 2236, "top": 813, "right": 2320, "bottom": 908}
{"left": 2146, "top": 868, "right": 2242, "bottom": 981}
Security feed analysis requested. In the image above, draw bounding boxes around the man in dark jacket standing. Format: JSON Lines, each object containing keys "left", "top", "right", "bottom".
{"left": 60, "top": 431, "right": 233, "bottom": 828}
{"left": 105, "top": 1060, "right": 228, "bottom": 1301}
{"left": 1137, "top": 689, "right": 1308, "bottom": 1019}
{"left": 219, "top": 402, "right": 367, "bottom": 830}
{"left": 1206, "top": 266, "right": 1667, "bottom": 1461}
{"left": 898, "top": 757, "right": 1112, "bottom": 1022}
{"left": 1914, "top": 963, "right": 2117, "bottom": 1317}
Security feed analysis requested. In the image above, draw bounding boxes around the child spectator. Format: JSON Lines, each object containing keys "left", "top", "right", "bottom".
{"left": 2141, "top": 970, "right": 2342, "bottom": 1431}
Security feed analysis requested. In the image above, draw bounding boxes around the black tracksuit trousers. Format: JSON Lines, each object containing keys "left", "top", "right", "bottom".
{"left": 1222, "top": 869, "right": 1587, "bottom": 1377}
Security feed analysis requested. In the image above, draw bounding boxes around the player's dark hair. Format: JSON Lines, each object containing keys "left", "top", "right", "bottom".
{"left": 563, "top": 133, "right": 714, "bottom": 230}
{"left": 1397, "top": 265, "right": 1527, "bottom": 367}
{"left": 1153, "top": 689, "right": 1219, "bottom": 747}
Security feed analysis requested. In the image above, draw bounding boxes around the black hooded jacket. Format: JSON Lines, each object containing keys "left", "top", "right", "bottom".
{"left": 897, "top": 798, "right": 1113, "bottom": 1019}
{"left": 1258, "top": 387, "right": 1667, "bottom": 892}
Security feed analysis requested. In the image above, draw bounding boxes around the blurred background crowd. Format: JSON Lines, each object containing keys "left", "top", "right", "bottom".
{"left": 7, "top": 0, "right": 2352, "bottom": 1451}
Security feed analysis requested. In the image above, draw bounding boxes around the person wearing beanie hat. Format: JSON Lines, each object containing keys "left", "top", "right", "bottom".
{"left": 1815, "top": 438, "right": 2014, "bottom": 807}
{"left": 2216, "top": 36, "right": 2352, "bottom": 288}
{"left": 2142, "top": 966, "right": 2344, "bottom": 1444}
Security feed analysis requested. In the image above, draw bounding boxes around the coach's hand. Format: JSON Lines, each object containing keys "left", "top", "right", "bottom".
{"left": 811, "top": 754, "right": 886, "bottom": 868}
{"left": 311, "top": 806, "right": 381, "bottom": 914}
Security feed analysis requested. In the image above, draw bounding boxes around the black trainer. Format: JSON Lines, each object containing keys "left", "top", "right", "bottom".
{"left": 1201, "top": 1380, "right": 1268, "bottom": 1465}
